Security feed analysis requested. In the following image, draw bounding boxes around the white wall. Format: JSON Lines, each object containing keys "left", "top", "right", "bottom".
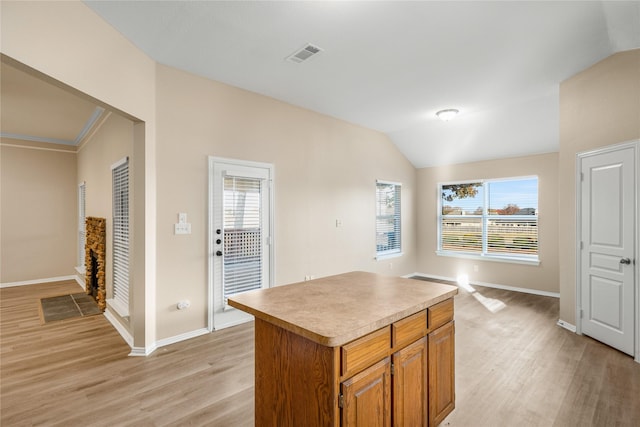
{"left": 0, "top": 141, "right": 77, "bottom": 283}
{"left": 558, "top": 49, "right": 640, "bottom": 324}
{"left": 154, "top": 65, "right": 417, "bottom": 339}
{"left": 416, "top": 152, "right": 560, "bottom": 295}
{"left": 77, "top": 113, "right": 134, "bottom": 328}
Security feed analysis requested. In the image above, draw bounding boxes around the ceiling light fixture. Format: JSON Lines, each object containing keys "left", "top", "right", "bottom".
{"left": 436, "top": 109, "right": 459, "bottom": 121}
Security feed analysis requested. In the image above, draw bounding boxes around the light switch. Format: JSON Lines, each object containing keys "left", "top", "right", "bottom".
{"left": 175, "top": 212, "right": 191, "bottom": 235}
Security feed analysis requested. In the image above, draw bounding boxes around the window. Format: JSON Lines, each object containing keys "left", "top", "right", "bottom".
{"left": 222, "top": 174, "right": 264, "bottom": 302}
{"left": 376, "top": 180, "right": 401, "bottom": 258}
{"left": 438, "top": 177, "right": 539, "bottom": 263}
{"left": 78, "top": 182, "right": 86, "bottom": 268}
{"left": 110, "top": 157, "right": 129, "bottom": 317}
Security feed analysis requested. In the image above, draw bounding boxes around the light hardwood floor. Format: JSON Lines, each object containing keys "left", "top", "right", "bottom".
{"left": 1, "top": 279, "right": 639, "bottom": 426}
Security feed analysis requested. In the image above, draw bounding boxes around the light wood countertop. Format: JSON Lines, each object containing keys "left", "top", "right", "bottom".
{"left": 228, "top": 271, "right": 458, "bottom": 347}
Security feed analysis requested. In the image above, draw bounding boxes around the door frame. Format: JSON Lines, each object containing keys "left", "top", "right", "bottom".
{"left": 207, "top": 156, "right": 275, "bottom": 332}
{"left": 575, "top": 139, "right": 639, "bottom": 363}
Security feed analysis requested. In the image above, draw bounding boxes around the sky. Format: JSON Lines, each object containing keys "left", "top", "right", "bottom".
{"left": 442, "top": 178, "right": 538, "bottom": 214}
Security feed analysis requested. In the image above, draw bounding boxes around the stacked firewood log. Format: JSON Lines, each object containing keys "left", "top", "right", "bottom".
{"left": 85, "top": 217, "right": 107, "bottom": 311}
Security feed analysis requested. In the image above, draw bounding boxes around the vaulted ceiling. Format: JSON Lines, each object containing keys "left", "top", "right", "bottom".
{"left": 2, "top": 1, "right": 639, "bottom": 167}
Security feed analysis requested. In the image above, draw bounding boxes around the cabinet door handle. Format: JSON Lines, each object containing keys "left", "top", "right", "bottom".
{"left": 216, "top": 251, "right": 223, "bottom": 257}
{"left": 620, "top": 258, "right": 631, "bottom": 265}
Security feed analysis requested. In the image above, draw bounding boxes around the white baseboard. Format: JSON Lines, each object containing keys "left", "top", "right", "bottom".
{"left": 74, "top": 266, "right": 85, "bottom": 288}
{"left": 0, "top": 275, "right": 77, "bottom": 288}
{"left": 471, "top": 280, "right": 560, "bottom": 298}
{"left": 102, "top": 308, "right": 211, "bottom": 357}
{"left": 408, "top": 272, "right": 454, "bottom": 281}
{"left": 104, "top": 310, "right": 156, "bottom": 356}
{"left": 74, "top": 276, "right": 85, "bottom": 289}
{"left": 156, "top": 328, "right": 210, "bottom": 349}
{"left": 104, "top": 308, "right": 134, "bottom": 346}
{"left": 556, "top": 319, "right": 577, "bottom": 332}
{"left": 129, "top": 345, "right": 157, "bottom": 357}
{"left": 409, "top": 272, "right": 560, "bottom": 298}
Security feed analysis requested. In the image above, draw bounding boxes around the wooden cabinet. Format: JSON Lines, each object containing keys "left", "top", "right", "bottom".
{"left": 338, "top": 300, "right": 455, "bottom": 427}
{"left": 392, "top": 337, "right": 428, "bottom": 426}
{"left": 229, "top": 272, "right": 458, "bottom": 427}
{"left": 428, "top": 320, "right": 455, "bottom": 427}
{"left": 341, "top": 358, "right": 392, "bottom": 427}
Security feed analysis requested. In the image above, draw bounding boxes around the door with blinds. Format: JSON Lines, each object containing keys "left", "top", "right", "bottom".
{"left": 209, "top": 158, "right": 273, "bottom": 330}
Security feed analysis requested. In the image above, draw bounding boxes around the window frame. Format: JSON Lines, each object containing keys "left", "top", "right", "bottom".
{"left": 375, "top": 180, "right": 402, "bottom": 259}
{"left": 437, "top": 176, "right": 540, "bottom": 266}
{"left": 77, "top": 182, "right": 86, "bottom": 269}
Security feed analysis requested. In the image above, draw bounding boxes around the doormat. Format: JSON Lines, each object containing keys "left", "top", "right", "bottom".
{"left": 40, "top": 293, "right": 102, "bottom": 324}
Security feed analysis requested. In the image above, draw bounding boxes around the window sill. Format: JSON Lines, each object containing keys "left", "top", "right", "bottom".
{"left": 107, "top": 298, "right": 130, "bottom": 318}
{"left": 376, "top": 251, "right": 403, "bottom": 261}
{"left": 436, "top": 250, "right": 540, "bottom": 266}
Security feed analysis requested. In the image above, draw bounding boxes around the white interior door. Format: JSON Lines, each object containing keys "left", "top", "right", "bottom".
{"left": 209, "top": 158, "right": 273, "bottom": 330}
{"left": 579, "top": 145, "right": 636, "bottom": 356}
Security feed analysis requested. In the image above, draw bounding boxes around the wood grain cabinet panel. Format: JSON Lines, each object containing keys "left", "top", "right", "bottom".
{"left": 340, "top": 305, "right": 456, "bottom": 427}
{"left": 254, "top": 318, "right": 338, "bottom": 426}
{"left": 427, "top": 299, "right": 454, "bottom": 332}
{"left": 392, "top": 310, "right": 427, "bottom": 350}
{"left": 392, "top": 336, "right": 428, "bottom": 427}
{"left": 428, "top": 320, "right": 455, "bottom": 426}
{"left": 341, "top": 327, "right": 390, "bottom": 379}
{"left": 341, "top": 357, "right": 392, "bottom": 427}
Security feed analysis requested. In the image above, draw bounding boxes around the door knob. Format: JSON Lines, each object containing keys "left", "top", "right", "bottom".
{"left": 216, "top": 251, "right": 223, "bottom": 257}
{"left": 620, "top": 258, "right": 631, "bottom": 265}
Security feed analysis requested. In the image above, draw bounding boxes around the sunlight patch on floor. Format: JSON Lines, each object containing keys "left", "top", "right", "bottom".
{"left": 457, "top": 274, "right": 506, "bottom": 313}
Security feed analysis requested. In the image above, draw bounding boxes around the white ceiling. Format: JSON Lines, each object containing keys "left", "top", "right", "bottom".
{"left": 0, "top": 61, "right": 106, "bottom": 146}
{"left": 3, "top": 2, "right": 639, "bottom": 167}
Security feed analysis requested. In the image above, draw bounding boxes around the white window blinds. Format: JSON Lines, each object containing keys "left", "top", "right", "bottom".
{"left": 223, "top": 175, "right": 263, "bottom": 302}
{"left": 78, "top": 182, "right": 86, "bottom": 267}
{"left": 111, "top": 158, "right": 130, "bottom": 317}
{"left": 376, "top": 181, "right": 402, "bottom": 256}
{"left": 439, "top": 177, "right": 539, "bottom": 260}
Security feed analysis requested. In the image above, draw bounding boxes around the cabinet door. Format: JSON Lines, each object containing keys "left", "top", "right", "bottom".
{"left": 341, "top": 357, "right": 391, "bottom": 427}
{"left": 428, "top": 321, "right": 455, "bottom": 427}
{"left": 393, "top": 337, "right": 428, "bottom": 427}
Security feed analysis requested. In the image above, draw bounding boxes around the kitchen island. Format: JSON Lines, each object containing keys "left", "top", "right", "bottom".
{"left": 228, "top": 271, "right": 458, "bottom": 427}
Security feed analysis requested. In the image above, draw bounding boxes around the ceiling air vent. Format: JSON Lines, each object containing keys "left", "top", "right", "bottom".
{"left": 286, "top": 43, "right": 323, "bottom": 63}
